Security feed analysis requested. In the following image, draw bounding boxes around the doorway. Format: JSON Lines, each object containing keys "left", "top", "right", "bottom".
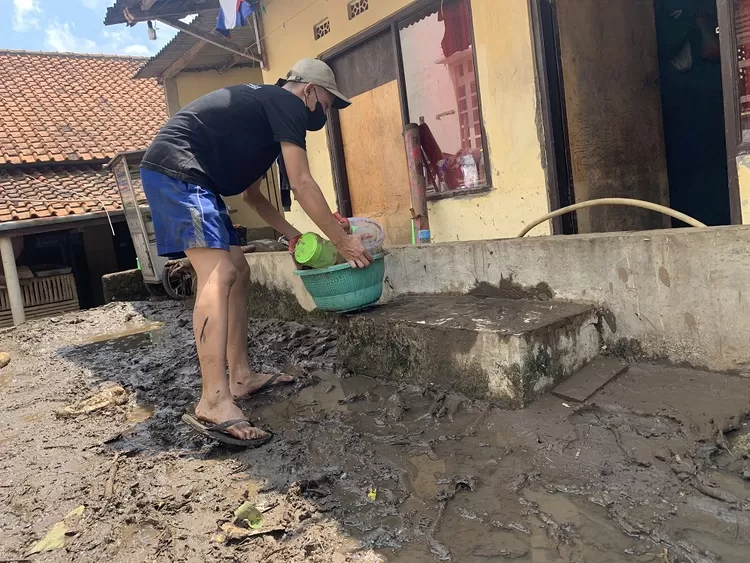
{"left": 328, "top": 32, "right": 414, "bottom": 246}
{"left": 533, "top": 0, "right": 733, "bottom": 232}
{"left": 655, "top": 0, "right": 730, "bottom": 226}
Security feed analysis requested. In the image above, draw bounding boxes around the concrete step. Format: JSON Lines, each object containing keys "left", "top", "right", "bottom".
{"left": 339, "top": 295, "right": 603, "bottom": 408}
{"left": 552, "top": 356, "right": 628, "bottom": 403}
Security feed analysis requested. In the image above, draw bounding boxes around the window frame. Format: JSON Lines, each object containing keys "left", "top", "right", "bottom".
{"left": 321, "top": 0, "right": 492, "bottom": 211}
{"left": 718, "top": 0, "right": 744, "bottom": 223}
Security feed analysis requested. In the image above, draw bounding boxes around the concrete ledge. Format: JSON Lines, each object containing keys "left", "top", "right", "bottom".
{"left": 245, "top": 252, "right": 316, "bottom": 319}
{"left": 102, "top": 269, "right": 149, "bottom": 303}
{"left": 338, "top": 295, "right": 601, "bottom": 407}
{"left": 244, "top": 226, "right": 750, "bottom": 373}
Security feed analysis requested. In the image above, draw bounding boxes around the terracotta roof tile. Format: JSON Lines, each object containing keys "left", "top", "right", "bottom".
{"left": 0, "top": 50, "right": 167, "bottom": 166}
{"left": 0, "top": 165, "right": 145, "bottom": 223}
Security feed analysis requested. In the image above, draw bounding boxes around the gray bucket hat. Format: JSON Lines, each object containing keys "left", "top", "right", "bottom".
{"left": 277, "top": 58, "right": 351, "bottom": 109}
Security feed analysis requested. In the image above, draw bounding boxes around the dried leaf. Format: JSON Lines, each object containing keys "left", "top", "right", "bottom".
{"left": 26, "top": 505, "right": 85, "bottom": 555}
{"left": 55, "top": 386, "right": 127, "bottom": 418}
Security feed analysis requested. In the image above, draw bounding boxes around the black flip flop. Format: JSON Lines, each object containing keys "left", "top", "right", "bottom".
{"left": 245, "top": 373, "right": 295, "bottom": 396}
{"left": 182, "top": 413, "right": 273, "bottom": 448}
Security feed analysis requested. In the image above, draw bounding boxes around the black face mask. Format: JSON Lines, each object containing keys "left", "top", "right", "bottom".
{"left": 305, "top": 89, "right": 328, "bottom": 132}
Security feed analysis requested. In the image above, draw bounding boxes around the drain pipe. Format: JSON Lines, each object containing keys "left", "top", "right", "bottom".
{"left": 403, "top": 123, "right": 430, "bottom": 243}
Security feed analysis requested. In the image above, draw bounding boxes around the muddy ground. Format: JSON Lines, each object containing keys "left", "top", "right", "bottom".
{"left": 1, "top": 300, "right": 749, "bottom": 562}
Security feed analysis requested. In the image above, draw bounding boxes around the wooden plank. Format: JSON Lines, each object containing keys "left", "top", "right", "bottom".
{"left": 552, "top": 357, "right": 629, "bottom": 403}
{"left": 339, "top": 81, "right": 413, "bottom": 245}
{"left": 156, "top": 17, "right": 263, "bottom": 65}
{"left": 162, "top": 40, "right": 209, "bottom": 79}
{"left": 217, "top": 52, "right": 253, "bottom": 73}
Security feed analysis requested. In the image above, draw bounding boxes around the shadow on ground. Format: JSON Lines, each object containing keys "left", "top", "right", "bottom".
{"left": 1, "top": 300, "right": 750, "bottom": 562}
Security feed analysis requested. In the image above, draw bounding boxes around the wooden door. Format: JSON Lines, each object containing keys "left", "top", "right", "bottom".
{"left": 330, "top": 32, "right": 413, "bottom": 245}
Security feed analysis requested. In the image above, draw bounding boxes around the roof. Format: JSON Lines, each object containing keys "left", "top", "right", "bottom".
{"left": 0, "top": 50, "right": 168, "bottom": 166}
{"left": 104, "top": 0, "right": 217, "bottom": 26}
{"left": 0, "top": 165, "right": 130, "bottom": 223}
{"left": 134, "top": 10, "right": 261, "bottom": 79}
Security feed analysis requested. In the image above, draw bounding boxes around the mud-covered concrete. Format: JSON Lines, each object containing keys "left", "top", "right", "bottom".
{"left": 2, "top": 301, "right": 749, "bottom": 562}
{"left": 244, "top": 227, "right": 750, "bottom": 374}
{"left": 102, "top": 269, "right": 151, "bottom": 303}
{"left": 339, "top": 295, "right": 601, "bottom": 407}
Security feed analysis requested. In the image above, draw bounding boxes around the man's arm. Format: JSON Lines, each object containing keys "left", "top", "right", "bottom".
{"left": 280, "top": 142, "right": 371, "bottom": 268}
{"left": 242, "top": 178, "right": 300, "bottom": 240}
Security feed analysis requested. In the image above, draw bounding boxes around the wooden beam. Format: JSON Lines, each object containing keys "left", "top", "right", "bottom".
{"left": 162, "top": 39, "right": 209, "bottom": 79}
{"left": 217, "top": 12, "right": 266, "bottom": 72}
{"left": 163, "top": 77, "right": 181, "bottom": 115}
{"left": 252, "top": 12, "right": 268, "bottom": 69}
{"left": 217, "top": 53, "right": 249, "bottom": 73}
{"left": 140, "top": 0, "right": 158, "bottom": 10}
{"left": 156, "top": 17, "right": 263, "bottom": 65}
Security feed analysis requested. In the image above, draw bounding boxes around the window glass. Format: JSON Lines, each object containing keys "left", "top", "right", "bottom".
{"left": 399, "top": 0, "right": 487, "bottom": 194}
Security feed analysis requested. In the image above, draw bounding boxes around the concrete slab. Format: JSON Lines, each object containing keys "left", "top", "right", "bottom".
{"left": 552, "top": 356, "right": 628, "bottom": 403}
{"left": 102, "top": 269, "right": 150, "bottom": 303}
{"left": 339, "top": 295, "right": 602, "bottom": 408}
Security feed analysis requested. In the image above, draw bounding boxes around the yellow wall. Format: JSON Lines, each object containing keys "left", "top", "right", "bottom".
{"left": 167, "top": 66, "right": 280, "bottom": 236}
{"left": 261, "top": 0, "right": 550, "bottom": 242}
{"left": 737, "top": 155, "right": 750, "bottom": 224}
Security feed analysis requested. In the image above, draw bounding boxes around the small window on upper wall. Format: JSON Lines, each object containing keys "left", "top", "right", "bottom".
{"left": 314, "top": 19, "right": 331, "bottom": 41}
{"left": 348, "top": 0, "right": 369, "bottom": 20}
{"left": 399, "top": 0, "right": 488, "bottom": 197}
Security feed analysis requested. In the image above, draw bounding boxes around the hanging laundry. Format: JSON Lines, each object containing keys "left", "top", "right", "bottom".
{"left": 216, "top": 0, "right": 256, "bottom": 38}
{"left": 438, "top": 0, "right": 472, "bottom": 58}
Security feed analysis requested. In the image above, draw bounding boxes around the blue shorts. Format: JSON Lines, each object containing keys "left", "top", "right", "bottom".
{"left": 140, "top": 168, "right": 239, "bottom": 258}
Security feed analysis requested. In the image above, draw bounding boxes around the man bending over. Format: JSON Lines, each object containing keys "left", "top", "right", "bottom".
{"left": 140, "top": 59, "right": 371, "bottom": 447}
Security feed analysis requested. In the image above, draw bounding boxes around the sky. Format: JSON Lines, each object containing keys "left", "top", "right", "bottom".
{"left": 5, "top": 0, "right": 180, "bottom": 57}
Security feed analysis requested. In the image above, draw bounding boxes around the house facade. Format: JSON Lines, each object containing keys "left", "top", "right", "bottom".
{"left": 107, "top": 0, "right": 750, "bottom": 244}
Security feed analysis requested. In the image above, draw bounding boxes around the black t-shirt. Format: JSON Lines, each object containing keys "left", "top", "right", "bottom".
{"left": 141, "top": 84, "right": 307, "bottom": 196}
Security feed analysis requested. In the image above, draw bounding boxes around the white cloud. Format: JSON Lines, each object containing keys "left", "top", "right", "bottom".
{"left": 101, "top": 29, "right": 129, "bottom": 46}
{"left": 41, "top": 19, "right": 176, "bottom": 57}
{"left": 45, "top": 21, "right": 98, "bottom": 53}
{"left": 102, "top": 28, "right": 153, "bottom": 57}
{"left": 13, "top": 0, "right": 41, "bottom": 32}
{"left": 123, "top": 44, "right": 151, "bottom": 56}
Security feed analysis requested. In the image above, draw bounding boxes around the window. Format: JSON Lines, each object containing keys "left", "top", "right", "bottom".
{"left": 398, "top": 0, "right": 487, "bottom": 196}
{"left": 348, "top": 0, "right": 369, "bottom": 20}
{"left": 314, "top": 19, "right": 331, "bottom": 41}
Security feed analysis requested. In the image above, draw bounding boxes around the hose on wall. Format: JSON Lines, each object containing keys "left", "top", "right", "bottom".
{"left": 517, "top": 197, "right": 708, "bottom": 238}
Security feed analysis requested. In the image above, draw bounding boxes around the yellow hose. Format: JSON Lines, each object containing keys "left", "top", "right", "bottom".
{"left": 517, "top": 197, "right": 708, "bottom": 238}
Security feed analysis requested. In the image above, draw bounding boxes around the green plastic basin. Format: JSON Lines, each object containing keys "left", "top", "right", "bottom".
{"left": 293, "top": 254, "right": 385, "bottom": 313}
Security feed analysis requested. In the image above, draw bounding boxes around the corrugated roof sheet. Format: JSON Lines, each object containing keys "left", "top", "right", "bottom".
{"left": 104, "top": 0, "right": 216, "bottom": 26}
{"left": 134, "top": 10, "right": 261, "bottom": 79}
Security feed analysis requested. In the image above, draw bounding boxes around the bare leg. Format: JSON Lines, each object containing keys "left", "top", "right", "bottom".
{"left": 186, "top": 247, "right": 268, "bottom": 441}
{"left": 226, "top": 246, "right": 294, "bottom": 399}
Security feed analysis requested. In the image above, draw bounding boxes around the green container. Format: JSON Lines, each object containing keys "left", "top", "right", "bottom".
{"left": 294, "top": 254, "right": 385, "bottom": 313}
{"left": 294, "top": 232, "right": 339, "bottom": 269}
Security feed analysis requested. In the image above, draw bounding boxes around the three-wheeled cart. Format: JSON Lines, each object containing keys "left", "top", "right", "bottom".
{"left": 107, "top": 150, "right": 198, "bottom": 299}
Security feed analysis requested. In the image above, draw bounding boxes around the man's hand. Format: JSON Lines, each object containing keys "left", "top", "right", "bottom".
{"left": 281, "top": 142, "right": 360, "bottom": 254}
{"left": 335, "top": 232, "right": 372, "bottom": 269}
